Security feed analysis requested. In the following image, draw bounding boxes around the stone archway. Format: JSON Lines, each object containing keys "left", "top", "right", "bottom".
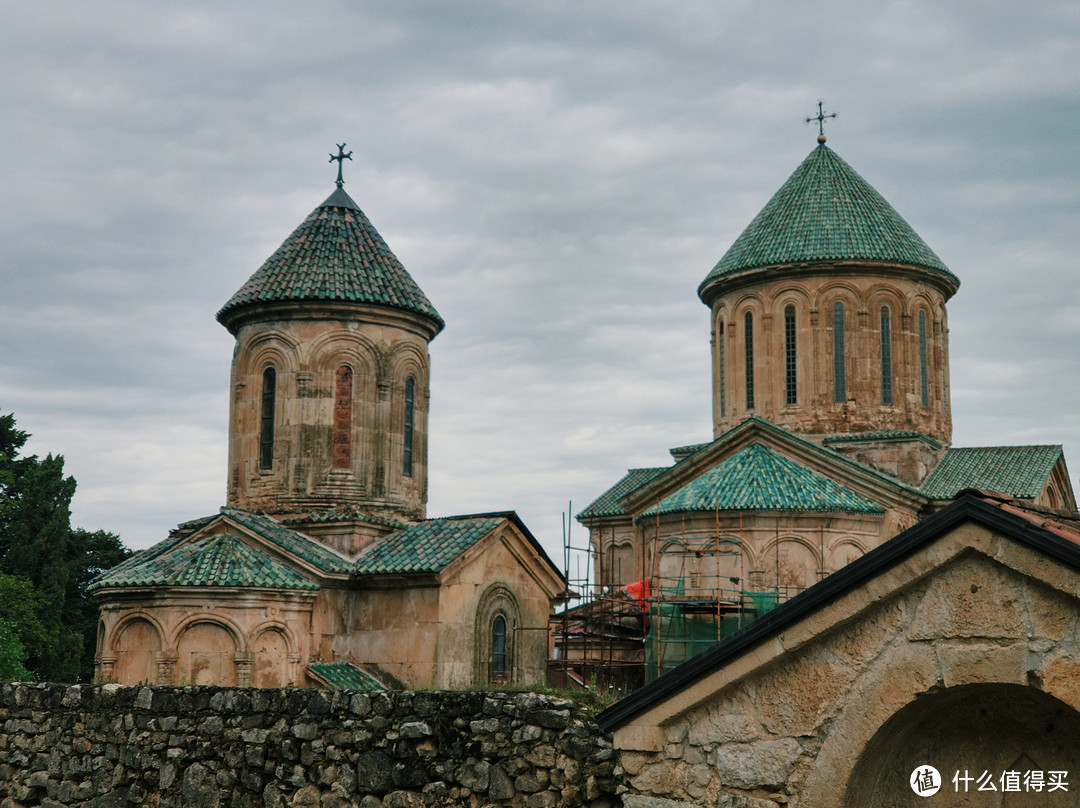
{"left": 175, "top": 622, "right": 238, "bottom": 686}
{"left": 251, "top": 628, "right": 291, "bottom": 687}
{"left": 846, "top": 684, "right": 1080, "bottom": 807}
{"left": 114, "top": 618, "right": 162, "bottom": 684}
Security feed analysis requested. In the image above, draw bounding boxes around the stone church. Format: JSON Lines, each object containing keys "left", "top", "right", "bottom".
{"left": 91, "top": 152, "right": 565, "bottom": 690}
{"left": 601, "top": 490, "right": 1080, "bottom": 807}
{"left": 582, "top": 123, "right": 1080, "bottom": 806}
{"left": 571, "top": 128, "right": 1076, "bottom": 682}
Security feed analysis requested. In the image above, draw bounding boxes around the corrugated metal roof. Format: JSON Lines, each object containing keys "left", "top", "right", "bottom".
{"left": 699, "top": 145, "right": 957, "bottom": 297}
{"left": 641, "top": 443, "right": 884, "bottom": 517}
{"left": 921, "top": 445, "right": 1063, "bottom": 500}
{"left": 217, "top": 187, "right": 443, "bottom": 332}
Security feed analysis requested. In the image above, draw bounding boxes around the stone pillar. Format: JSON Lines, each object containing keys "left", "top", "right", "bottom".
{"left": 97, "top": 656, "right": 117, "bottom": 683}
{"left": 235, "top": 654, "right": 254, "bottom": 687}
{"left": 157, "top": 652, "right": 177, "bottom": 685}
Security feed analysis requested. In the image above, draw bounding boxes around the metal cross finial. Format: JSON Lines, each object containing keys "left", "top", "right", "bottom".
{"left": 805, "top": 100, "right": 837, "bottom": 144}
{"left": 329, "top": 143, "right": 353, "bottom": 188}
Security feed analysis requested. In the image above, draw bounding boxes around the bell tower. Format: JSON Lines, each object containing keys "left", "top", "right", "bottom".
{"left": 698, "top": 117, "right": 960, "bottom": 485}
{"left": 216, "top": 146, "right": 443, "bottom": 547}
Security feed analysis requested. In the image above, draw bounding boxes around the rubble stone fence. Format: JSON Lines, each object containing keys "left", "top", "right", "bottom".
{"left": 0, "top": 683, "right": 620, "bottom": 808}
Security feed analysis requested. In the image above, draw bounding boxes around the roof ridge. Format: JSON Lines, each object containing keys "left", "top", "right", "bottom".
{"left": 948, "top": 444, "right": 1063, "bottom": 451}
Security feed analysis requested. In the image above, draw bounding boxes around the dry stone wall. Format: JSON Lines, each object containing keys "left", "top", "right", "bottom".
{"left": 0, "top": 684, "right": 619, "bottom": 808}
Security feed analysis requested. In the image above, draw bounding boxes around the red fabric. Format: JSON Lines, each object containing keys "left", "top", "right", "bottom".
{"left": 619, "top": 578, "right": 651, "bottom": 607}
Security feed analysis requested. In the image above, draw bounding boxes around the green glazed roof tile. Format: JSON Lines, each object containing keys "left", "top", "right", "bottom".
{"left": 217, "top": 187, "right": 443, "bottom": 332}
{"left": 641, "top": 443, "right": 885, "bottom": 517}
{"left": 89, "top": 534, "right": 319, "bottom": 591}
{"left": 577, "top": 467, "right": 671, "bottom": 520}
{"left": 822, "top": 430, "right": 943, "bottom": 449}
{"left": 308, "top": 662, "right": 385, "bottom": 691}
{"left": 282, "top": 509, "right": 409, "bottom": 531}
{"left": 699, "top": 145, "right": 957, "bottom": 297}
{"left": 921, "top": 445, "right": 1063, "bottom": 500}
{"left": 220, "top": 508, "right": 355, "bottom": 575}
{"left": 353, "top": 516, "right": 503, "bottom": 574}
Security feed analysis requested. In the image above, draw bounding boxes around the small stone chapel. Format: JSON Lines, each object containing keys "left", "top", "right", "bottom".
{"left": 91, "top": 148, "right": 564, "bottom": 690}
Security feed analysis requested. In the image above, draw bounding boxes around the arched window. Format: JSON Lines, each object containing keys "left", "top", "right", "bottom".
{"left": 490, "top": 614, "right": 508, "bottom": 682}
{"left": 403, "top": 376, "right": 415, "bottom": 477}
{"left": 880, "top": 307, "right": 893, "bottom": 406}
{"left": 833, "top": 302, "right": 846, "bottom": 403}
{"left": 784, "top": 305, "right": 797, "bottom": 406}
{"left": 718, "top": 319, "right": 726, "bottom": 417}
{"left": 475, "top": 584, "right": 520, "bottom": 685}
{"left": 918, "top": 310, "right": 929, "bottom": 407}
{"left": 941, "top": 319, "right": 949, "bottom": 414}
{"left": 259, "top": 366, "right": 276, "bottom": 471}
{"left": 744, "top": 311, "right": 755, "bottom": 410}
{"left": 332, "top": 365, "right": 353, "bottom": 470}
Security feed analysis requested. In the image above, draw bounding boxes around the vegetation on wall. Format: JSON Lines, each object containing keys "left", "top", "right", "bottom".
{"left": 0, "top": 412, "right": 131, "bottom": 682}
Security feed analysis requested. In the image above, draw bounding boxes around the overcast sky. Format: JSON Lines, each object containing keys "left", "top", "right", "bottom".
{"left": 2, "top": 1, "right": 1078, "bottom": 567}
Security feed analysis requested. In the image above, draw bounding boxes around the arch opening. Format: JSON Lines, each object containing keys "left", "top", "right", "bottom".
{"left": 846, "top": 684, "right": 1080, "bottom": 807}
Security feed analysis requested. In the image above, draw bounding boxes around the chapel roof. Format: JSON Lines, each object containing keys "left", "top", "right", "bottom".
{"left": 307, "top": 661, "right": 386, "bottom": 691}
{"left": 920, "top": 445, "right": 1065, "bottom": 501}
{"left": 578, "top": 417, "right": 923, "bottom": 522}
{"left": 698, "top": 144, "right": 957, "bottom": 299}
{"left": 220, "top": 507, "right": 355, "bottom": 575}
{"left": 216, "top": 184, "right": 443, "bottom": 334}
{"left": 639, "top": 443, "right": 885, "bottom": 517}
{"left": 578, "top": 467, "right": 671, "bottom": 520}
{"left": 353, "top": 515, "right": 506, "bottom": 574}
{"left": 88, "top": 533, "right": 319, "bottom": 591}
{"left": 91, "top": 509, "right": 551, "bottom": 594}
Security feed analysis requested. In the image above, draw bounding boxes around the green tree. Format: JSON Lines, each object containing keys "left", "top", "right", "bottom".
{"left": 0, "top": 573, "right": 43, "bottom": 681}
{"left": 65, "top": 528, "right": 131, "bottom": 680}
{"left": 0, "top": 618, "right": 31, "bottom": 681}
{"left": 0, "top": 413, "right": 130, "bottom": 682}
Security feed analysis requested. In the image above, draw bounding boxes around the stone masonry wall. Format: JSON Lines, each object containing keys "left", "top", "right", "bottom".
{"left": 613, "top": 548, "right": 1080, "bottom": 807}
{"left": 0, "top": 684, "right": 619, "bottom": 808}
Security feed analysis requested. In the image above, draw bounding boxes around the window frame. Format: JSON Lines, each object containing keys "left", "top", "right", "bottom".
{"left": 784, "top": 305, "right": 797, "bottom": 406}
{"left": 832, "top": 302, "right": 846, "bottom": 404}
{"left": 259, "top": 365, "right": 276, "bottom": 471}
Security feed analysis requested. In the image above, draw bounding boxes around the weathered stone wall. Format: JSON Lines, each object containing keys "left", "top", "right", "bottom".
{"left": 0, "top": 684, "right": 618, "bottom": 808}
{"left": 611, "top": 539, "right": 1080, "bottom": 808}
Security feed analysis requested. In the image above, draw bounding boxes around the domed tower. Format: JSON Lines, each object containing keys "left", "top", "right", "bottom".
{"left": 698, "top": 131, "right": 959, "bottom": 484}
{"left": 217, "top": 148, "right": 443, "bottom": 537}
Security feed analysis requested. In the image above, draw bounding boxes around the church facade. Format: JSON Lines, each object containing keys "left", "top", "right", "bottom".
{"left": 91, "top": 155, "right": 564, "bottom": 690}
{"left": 572, "top": 131, "right": 1075, "bottom": 682}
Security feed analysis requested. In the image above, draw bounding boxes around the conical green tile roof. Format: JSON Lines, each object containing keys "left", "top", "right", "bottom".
{"left": 217, "top": 186, "right": 443, "bottom": 333}
{"left": 641, "top": 443, "right": 884, "bottom": 517}
{"left": 699, "top": 145, "right": 957, "bottom": 300}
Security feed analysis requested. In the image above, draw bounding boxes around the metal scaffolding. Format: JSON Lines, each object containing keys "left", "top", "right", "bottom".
{"left": 549, "top": 505, "right": 788, "bottom": 692}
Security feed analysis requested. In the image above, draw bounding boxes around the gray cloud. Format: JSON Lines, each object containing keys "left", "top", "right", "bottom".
{"left": 2, "top": 0, "right": 1078, "bottom": 560}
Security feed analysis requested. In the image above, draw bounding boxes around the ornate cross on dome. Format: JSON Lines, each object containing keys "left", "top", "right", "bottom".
{"left": 329, "top": 143, "right": 353, "bottom": 188}
{"left": 805, "top": 101, "right": 837, "bottom": 144}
